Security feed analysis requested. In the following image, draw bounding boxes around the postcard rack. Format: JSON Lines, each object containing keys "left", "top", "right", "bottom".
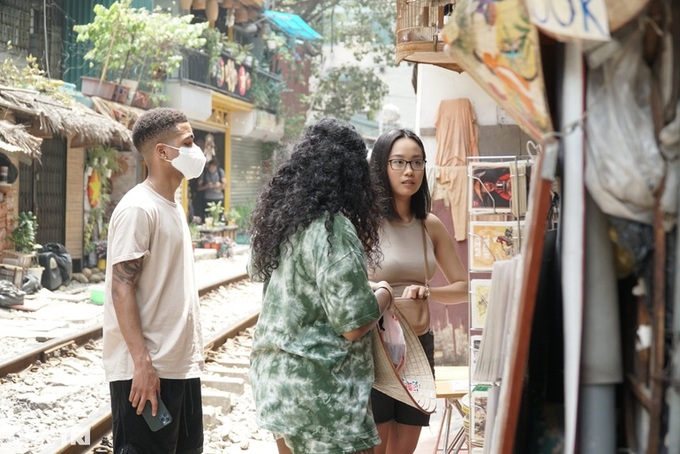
{"left": 465, "top": 155, "right": 532, "bottom": 451}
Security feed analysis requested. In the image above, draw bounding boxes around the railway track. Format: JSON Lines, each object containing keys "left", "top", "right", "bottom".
{"left": 0, "top": 272, "right": 248, "bottom": 379}
{"left": 49, "top": 310, "right": 260, "bottom": 454}
{"left": 1, "top": 269, "right": 261, "bottom": 454}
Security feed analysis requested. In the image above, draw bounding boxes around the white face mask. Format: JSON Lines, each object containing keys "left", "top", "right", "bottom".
{"left": 163, "top": 143, "right": 206, "bottom": 180}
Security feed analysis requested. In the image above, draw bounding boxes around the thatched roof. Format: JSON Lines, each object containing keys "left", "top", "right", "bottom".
{"left": 0, "top": 86, "right": 132, "bottom": 149}
{"left": 90, "top": 96, "right": 147, "bottom": 130}
{"left": 0, "top": 120, "right": 42, "bottom": 163}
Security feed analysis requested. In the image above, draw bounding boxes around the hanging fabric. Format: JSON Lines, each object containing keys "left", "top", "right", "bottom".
{"left": 433, "top": 98, "right": 479, "bottom": 241}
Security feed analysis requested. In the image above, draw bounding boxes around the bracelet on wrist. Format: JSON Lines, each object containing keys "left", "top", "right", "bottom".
{"left": 423, "top": 285, "right": 430, "bottom": 299}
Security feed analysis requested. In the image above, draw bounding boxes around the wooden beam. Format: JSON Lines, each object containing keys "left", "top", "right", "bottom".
{"left": 495, "top": 151, "right": 553, "bottom": 453}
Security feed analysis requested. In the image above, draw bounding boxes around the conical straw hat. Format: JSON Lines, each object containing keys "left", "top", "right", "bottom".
{"left": 605, "top": 0, "right": 650, "bottom": 31}
{"left": 372, "top": 306, "right": 437, "bottom": 414}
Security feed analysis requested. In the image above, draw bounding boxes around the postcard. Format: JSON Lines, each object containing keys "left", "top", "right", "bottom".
{"left": 468, "top": 160, "right": 532, "bottom": 217}
{"left": 470, "top": 279, "right": 492, "bottom": 329}
{"left": 471, "top": 383, "right": 490, "bottom": 443}
{"left": 469, "top": 221, "right": 521, "bottom": 271}
{"left": 469, "top": 162, "right": 513, "bottom": 214}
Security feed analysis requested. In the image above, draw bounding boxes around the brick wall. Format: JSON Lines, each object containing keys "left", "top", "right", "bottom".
{"left": 0, "top": 183, "right": 17, "bottom": 254}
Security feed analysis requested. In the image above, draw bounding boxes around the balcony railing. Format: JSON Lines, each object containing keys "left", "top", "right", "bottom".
{"left": 395, "top": 0, "right": 462, "bottom": 71}
{"left": 179, "top": 47, "right": 252, "bottom": 103}
{"left": 179, "top": 48, "right": 284, "bottom": 114}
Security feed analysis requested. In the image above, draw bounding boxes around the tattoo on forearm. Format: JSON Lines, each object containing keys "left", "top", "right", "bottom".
{"left": 113, "top": 258, "right": 143, "bottom": 286}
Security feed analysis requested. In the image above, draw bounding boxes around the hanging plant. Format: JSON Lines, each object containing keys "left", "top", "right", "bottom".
{"left": 202, "top": 27, "right": 224, "bottom": 74}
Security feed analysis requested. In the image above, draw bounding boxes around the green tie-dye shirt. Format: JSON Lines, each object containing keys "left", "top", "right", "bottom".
{"left": 249, "top": 214, "right": 381, "bottom": 453}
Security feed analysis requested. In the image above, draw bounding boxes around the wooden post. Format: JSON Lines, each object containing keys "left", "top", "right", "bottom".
{"left": 647, "top": 192, "right": 666, "bottom": 453}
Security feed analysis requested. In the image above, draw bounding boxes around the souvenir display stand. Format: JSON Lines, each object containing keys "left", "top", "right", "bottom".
{"left": 465, "top": 155, "right": 533, "bottom": 452}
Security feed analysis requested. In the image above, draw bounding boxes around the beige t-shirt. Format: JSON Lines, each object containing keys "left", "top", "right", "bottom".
{"left": 103, "top": 181, "right": 204, "bottom": 382}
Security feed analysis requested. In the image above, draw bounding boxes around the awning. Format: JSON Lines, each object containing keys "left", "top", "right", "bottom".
{"left": 0, "top": 86, "right": 133, "bottom": 149}
{"left": 263, "top": 10, "right": 323, "bottom": 41}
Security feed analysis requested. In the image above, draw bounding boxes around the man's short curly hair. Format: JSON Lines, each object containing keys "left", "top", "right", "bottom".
{"left": 132, "top": 108, "right": 188, "bottom": 152}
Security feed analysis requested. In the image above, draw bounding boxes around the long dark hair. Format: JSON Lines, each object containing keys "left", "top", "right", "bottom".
{"left": 249, "top": 118, "right": 382, "bottom": 281}
{"left": 369, "top": 128, "right": 431, "bottom": 220}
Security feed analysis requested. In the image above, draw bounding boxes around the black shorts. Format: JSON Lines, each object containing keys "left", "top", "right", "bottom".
{"left": 109, "top": 378, "right": 203, "bottom": 454}
{"left": 371, "top": 331, "right": 435, "bottom": 427}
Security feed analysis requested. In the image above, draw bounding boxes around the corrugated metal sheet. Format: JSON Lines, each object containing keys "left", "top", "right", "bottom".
{"left": 229, "top": 138, "right": 264, "bottom": 208}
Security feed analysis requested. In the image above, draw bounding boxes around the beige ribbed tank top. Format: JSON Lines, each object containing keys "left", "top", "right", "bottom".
{"left": 369, "top": 217, "right": 436, "bottom": 295}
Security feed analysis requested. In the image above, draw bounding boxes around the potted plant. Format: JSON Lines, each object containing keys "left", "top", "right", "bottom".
{"left": 264, "top": 32, "right": 286, "bottom": 51}
{"left": 215, "top": 236, "right": 234, "bottom": 258}
{"left": 223, "top": 41, "right": 254, "bottom": 66}
{"left": 8, "top": 211, "right": 43, "bottom": 279}
{"left": 130, "top": 6, "right": 208, "bottom": 104}
{"left": 96, "top": 240, "right": 108, "bottom": 271}
{"left": 225, "top": 208, "right": 241, "bottom": 226}
{"left": 205, "top": 201, "right": 225, "bottom": 227}
{"left": 8, "top": 211, "right": 38, "bottom": 255}
{"left": 74, "top": 0, "right": 144, "bottom": 99}
{"left": 74, "top": 1, "right": 208, "bottom": 105}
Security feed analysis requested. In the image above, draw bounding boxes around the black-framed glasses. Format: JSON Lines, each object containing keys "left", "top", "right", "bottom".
{"left": 388, "top": 159, "right": 426, "bottom": 171}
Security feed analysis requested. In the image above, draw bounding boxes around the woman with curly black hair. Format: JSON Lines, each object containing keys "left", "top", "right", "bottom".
{"left": 248, "top": 118, "right": 394, "bottom": 454}
{"left": 369, "top": 128, "right": 468, "bottom": 454}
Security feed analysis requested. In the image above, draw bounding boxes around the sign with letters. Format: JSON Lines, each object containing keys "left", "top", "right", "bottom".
{"left": 526, "top": 0, "right": 610, "bottom": 41}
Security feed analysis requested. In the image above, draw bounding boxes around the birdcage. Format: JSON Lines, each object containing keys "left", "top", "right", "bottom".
{"left": 395, "top": 0, "right": 462, "bottom": 71}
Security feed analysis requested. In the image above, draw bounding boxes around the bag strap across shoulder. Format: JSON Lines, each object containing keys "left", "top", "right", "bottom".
{"left": 421, "top": 220, "right": 430, "bottom": 287}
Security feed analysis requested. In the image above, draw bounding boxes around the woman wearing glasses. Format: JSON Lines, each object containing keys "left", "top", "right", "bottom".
{"left": 369, "top": 129, "right": 468, "bottom": 454}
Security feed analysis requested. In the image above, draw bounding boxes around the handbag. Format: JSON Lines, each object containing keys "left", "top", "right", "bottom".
{"left": 393, "top": 221, "right": 431, "bottom": 336}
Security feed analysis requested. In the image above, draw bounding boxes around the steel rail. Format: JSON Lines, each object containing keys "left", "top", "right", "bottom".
{"left": 39, "top": 273, "right": 257, "bottom": 454}
{"left": 48, "top": 312, "right": 259, "bottom": 454}
{"left": 0, "top": 271, "right": 248, "bottom": 379}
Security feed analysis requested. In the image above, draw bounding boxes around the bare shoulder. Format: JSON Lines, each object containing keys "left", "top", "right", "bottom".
{"left": 424, "top": 213, "right": 455, "bottom": 246}
{"left": 424, "top": 213, "right": 447, "bottom": 234}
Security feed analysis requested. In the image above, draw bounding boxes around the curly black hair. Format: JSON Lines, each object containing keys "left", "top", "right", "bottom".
{"left": 131, "top": 107, "right": 188, "bottom": 152}
{"left": 249, "top": 118, "right": 382, "bottom": 281}
{"left": 369, "top": 128, "right": 431, "bottom": 220}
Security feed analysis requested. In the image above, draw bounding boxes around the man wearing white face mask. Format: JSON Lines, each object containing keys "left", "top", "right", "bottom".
{"left": 103, "top": 108, "right": 205, "bottom": 454}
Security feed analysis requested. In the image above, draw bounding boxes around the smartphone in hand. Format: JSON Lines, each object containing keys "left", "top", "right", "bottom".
{"left": 142, "top": 397, "right": 173, "bottom": 432}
